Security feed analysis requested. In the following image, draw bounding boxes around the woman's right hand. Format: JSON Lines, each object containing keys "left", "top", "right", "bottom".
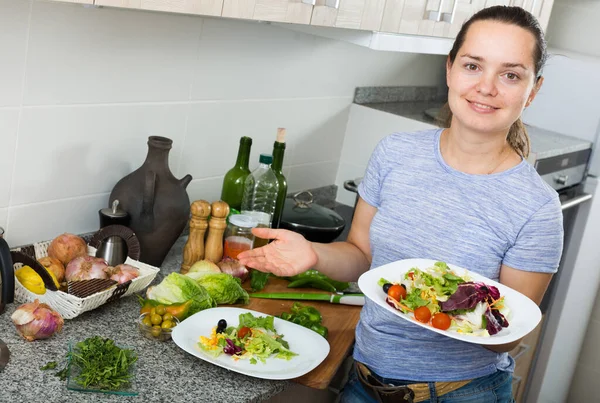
{"left": 237, "top": 228, "right": 317, "bottom": 277}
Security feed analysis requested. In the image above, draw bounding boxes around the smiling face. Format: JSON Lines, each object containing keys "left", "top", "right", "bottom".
{"left": 446, "top": 20, "right": 542, "bottom": 135}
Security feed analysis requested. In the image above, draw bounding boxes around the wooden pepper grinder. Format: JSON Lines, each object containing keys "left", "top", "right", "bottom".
{"left": 180, "top": 200, "right": 211, "bottom": 274}
{"left": 204, "top": 200, "right": 230, "bottom": 263}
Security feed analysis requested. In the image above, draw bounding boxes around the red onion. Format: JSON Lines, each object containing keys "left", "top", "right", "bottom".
{"left": 106, "top": 264, "right": 140, "bottom": 284}
{"left": 216, "top": 258, "right": 249, "bottom": 282}
{"left": 47, "top": 233, "right": 88, "bottom": 265}
{"left": 65, "top": 255, "right": 109, "bottom": 282}
{"left": 11, "top": 299, "right": 64, "bottom": 341}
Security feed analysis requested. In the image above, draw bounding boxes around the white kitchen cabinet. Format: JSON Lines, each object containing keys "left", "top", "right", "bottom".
{"left": 379, "top": 0, "right": 552, "bottom": 38}
{"left": 95, "top": 0, "right": 224, "bottom": 17}
{"left": 46, "top": 0, "right": 94, "bottom": 4}
{"left": 311, "top": 0, "right": 387, "bottom": 31}
{"left": 222, "top": 0, "right": 313, "bottom": 24}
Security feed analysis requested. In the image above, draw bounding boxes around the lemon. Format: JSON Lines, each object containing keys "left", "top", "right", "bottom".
{"left": 15, "top": 266, "right": 46, "bottom": 295}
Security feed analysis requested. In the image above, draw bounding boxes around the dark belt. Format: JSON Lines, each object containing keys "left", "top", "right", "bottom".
{"left": 355, "top": 362, "right": 472, "bottom": 403}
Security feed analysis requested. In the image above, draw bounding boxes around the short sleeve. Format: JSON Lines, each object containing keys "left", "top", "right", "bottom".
{"left": 357, "top": 137, "right": 389, "bottom": 208}
{"left": 503, "top": 195, "right": 564, "bottom": 273}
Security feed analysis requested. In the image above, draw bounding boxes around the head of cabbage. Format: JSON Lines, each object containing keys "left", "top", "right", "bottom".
{"left": 146, "top": 272, "right": 216, "bottom": 315}
{"left": 185, "top": 272, "right": 249, "bottom": 305}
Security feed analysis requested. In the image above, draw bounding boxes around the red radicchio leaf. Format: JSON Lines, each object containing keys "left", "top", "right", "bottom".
{"left": 440, "top": 282, "right": 502, "bottom": 312}
{"left": 484, "top": 306, "right": 504, "bottom": 335}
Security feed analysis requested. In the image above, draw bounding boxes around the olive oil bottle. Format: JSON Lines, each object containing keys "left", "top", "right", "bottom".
{"left": 221, "top": 136, "right": 252, "bottom": 212}
{"left": 271, "top": 128, "right": 288, "bottom": 229}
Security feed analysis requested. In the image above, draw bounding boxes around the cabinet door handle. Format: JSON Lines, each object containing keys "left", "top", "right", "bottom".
{"left": 426, "top": 0, "right": 457, "bottom": 23}
{"left": 325, "top": 0, "right": 340, "bottom": 8}
{"left": 511, "top": 343, "right": 531, "bottom": 361}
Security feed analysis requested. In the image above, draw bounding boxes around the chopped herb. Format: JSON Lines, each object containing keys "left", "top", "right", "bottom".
{"left": 69, "top": 336, "right": 137, "bottom": 390}
{"left": 40, "top": 361, "right": 58, "bottom": 370}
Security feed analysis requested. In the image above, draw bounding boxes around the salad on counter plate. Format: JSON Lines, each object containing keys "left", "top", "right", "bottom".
{"left": 357, "top": 258, "right": 542, "bottom": 345}
{"left": 172, "top": 307, "right": 330, "bottom": 380}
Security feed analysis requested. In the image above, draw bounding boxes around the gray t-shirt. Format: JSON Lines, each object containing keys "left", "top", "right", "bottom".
{"left": 354, "top": 128, "right": 563, "bottom": 381}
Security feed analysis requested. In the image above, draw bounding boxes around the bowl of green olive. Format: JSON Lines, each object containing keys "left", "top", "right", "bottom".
{"left": 138, "top": 308, "right": 179, "bottom": 341}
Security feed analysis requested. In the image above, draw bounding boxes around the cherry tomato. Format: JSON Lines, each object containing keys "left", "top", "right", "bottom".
{"left": 414, "top": 306, "right": 431, "bottom": 323}
{"left": 387, "top": 284, "right": 407, "bottom": 301}
{"left": 431, "top": 312, "right": 451, "bottom": 330}
{"left": 237, "top": 326, "right": 251, "bottom": 338}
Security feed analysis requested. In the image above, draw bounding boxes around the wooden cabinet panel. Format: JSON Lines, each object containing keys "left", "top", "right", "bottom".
{"left": 97, "top": 0, "right": 223, "bottom": 16}
{"left": 359, "top": 0, "right": 387, "bottom": 30}
{"left": 141, "top": 0, "right": 223, "bottom": 16}
{"left": 222, "top": 0, "right": 256, "bottom": 19}
{"left": 252, "top": 0, "right": 312, "bottom": 24}
{"left": 49, "top": 0, "right": 95, "bottom": 3}
{"left": 379, "top": 0, "right": 405, "bottom": 33}
{"left": 311, "top": 0, "right": 339, "bottom": 27}
{"left": 509, "top": 316, "right": 545, "bottom": 403}
{"left": 96, "top": 0, "right": 141, "bottom": 7}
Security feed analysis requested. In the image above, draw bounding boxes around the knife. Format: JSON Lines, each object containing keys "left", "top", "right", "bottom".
{"left": 0, "top": 339, "right": 9, "bottom": 371}
{"left": 249, "top": 292, "right": 365, "bottom": 306}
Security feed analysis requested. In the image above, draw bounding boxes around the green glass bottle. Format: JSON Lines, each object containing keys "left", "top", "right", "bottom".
{"left": 221, "top": 136, "right": 252, "bottom": 212}
{"left": 271, "top": 128, "right": 288, "bottom": 229}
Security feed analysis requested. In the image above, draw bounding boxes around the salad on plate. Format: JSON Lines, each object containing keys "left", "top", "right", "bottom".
{"left": 380, "top": 261, "right": 511, "bottom": 337}
{"left": 199, "top": 312, "right": 297, "bottom": 364}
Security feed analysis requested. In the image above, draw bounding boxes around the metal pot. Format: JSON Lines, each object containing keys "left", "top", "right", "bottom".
{"left": 280, "top": 191, "right": 346, "bottom": 243}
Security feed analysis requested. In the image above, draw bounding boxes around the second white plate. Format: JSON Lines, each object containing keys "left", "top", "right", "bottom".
{"left": 357, "top": 258, "right": 542, "bottom": 345}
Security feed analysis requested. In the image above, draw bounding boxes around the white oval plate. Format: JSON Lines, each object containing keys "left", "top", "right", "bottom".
{"left": 357, "top": 258, "right": 542, "bottom": 345}
{"left": 172, "top": 307, "right": 330, "bottom": 380}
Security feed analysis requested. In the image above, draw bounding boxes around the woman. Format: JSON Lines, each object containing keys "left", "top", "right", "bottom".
{"left": 238, "top": 6, "right": 563, "bottom": 403}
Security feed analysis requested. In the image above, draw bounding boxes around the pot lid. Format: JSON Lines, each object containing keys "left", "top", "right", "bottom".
{"left": 281, "top": 191, "right": 345, "bottom": 231}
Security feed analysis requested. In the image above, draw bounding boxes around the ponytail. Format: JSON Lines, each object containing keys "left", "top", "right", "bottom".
{"left": 439, "top": 102, "right": 531, "bottom": 158}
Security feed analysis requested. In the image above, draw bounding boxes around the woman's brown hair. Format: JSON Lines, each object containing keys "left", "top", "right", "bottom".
{"left": 441, "top": 6, "right": 548, "bottom": 158}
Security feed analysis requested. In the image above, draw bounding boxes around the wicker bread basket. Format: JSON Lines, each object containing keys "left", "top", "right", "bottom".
{"left": 11, "top": 238, "right": 159, "bottom": 319}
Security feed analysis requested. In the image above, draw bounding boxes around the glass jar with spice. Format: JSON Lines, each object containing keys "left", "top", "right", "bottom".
{"left": 223, "top": 214, "right": 257, "bottom": 260}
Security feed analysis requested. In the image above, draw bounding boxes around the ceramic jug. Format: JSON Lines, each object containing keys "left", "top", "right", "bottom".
{"left": 0, "top": 228, "right": 14, "bottom": 315}
{"left": 109, "top": 136, "right": 192, "bottom": 267}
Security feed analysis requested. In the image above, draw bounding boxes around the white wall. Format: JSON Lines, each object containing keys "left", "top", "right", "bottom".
{"left": 0, "top": 0, "right": 445, "bottom": 247}
{"left": 546, "top": 0, "right": 600, "bottom": 57}
{"left": 335, "top": 105, "right": 436, "bottom": 206}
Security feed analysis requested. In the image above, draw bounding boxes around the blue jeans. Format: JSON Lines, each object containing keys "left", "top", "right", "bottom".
{"left": 340, "top": 365, "right": 515, "bottom": 403}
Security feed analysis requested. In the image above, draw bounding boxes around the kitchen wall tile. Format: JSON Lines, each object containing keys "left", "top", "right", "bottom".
{"left": 191, "top": 18, "right": 446, "bottom": 100}
{"left": 12, "top": 104, "right": 188, "bottom": 206}
{"left": 0, "top": 0, "right": 30, "bottom": 107}
{"left": 0, "top": 109, "right": 19, "bottom": 208}
{"left": 24, "top": 2, "right": 203, "bottom": 105}
{"left": 182, "top": 97, "right": 350, "bottom": 180}
{"left": 287, "top": 99, "right": 350, "bottom": 166}
{"left": 340, "top": 105, "right": 438, "bottom": 169}
{"left": 287, "top": 161, "right": 338, "bottom": 194}
{"left": 567, "top": 365, "right": 600, "bottom": 403}
{"left": 0, "top": 208, "right": 7, "bottom": 232}
{"left": 576, "top": 318, "right": 600, "bottom": 371}
{"left": 185, "top": 176, "right": 224, "bottom": 206}
{"left": 7, "top": 193, "right": 108, "bottom": 247}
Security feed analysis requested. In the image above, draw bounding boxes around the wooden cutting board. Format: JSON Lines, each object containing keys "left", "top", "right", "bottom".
{"left": 236, "top": 276, "right": 362, "bottom": 389}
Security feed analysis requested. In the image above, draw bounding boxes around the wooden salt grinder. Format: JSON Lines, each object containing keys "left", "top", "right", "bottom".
{"left": 180, "top": 200, "right": 211, "bottom": 274}
{"left": 204, "top": 200, "right": 230, "bottom": 263}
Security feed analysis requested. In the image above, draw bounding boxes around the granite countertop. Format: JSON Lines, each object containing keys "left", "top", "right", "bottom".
{"left": 0, "top": 236, "right": 287, "bottom": 403}
{"left": 362, "top": 101, "right": 446, "bottom": 126}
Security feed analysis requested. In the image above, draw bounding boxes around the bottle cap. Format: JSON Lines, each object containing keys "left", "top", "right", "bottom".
{"left": 259, "top": 154, "right": 273, "bottom": 164}
{"left": 230, "top": 214, "right": 258, "bottom": 228}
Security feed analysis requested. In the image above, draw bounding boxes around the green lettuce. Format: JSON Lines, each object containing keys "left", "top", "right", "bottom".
{"left": 146, "top": 272, "right": 216, "bottom": 314}
{"left": 186, "top": 272, "right": 249, "bottom": 305}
